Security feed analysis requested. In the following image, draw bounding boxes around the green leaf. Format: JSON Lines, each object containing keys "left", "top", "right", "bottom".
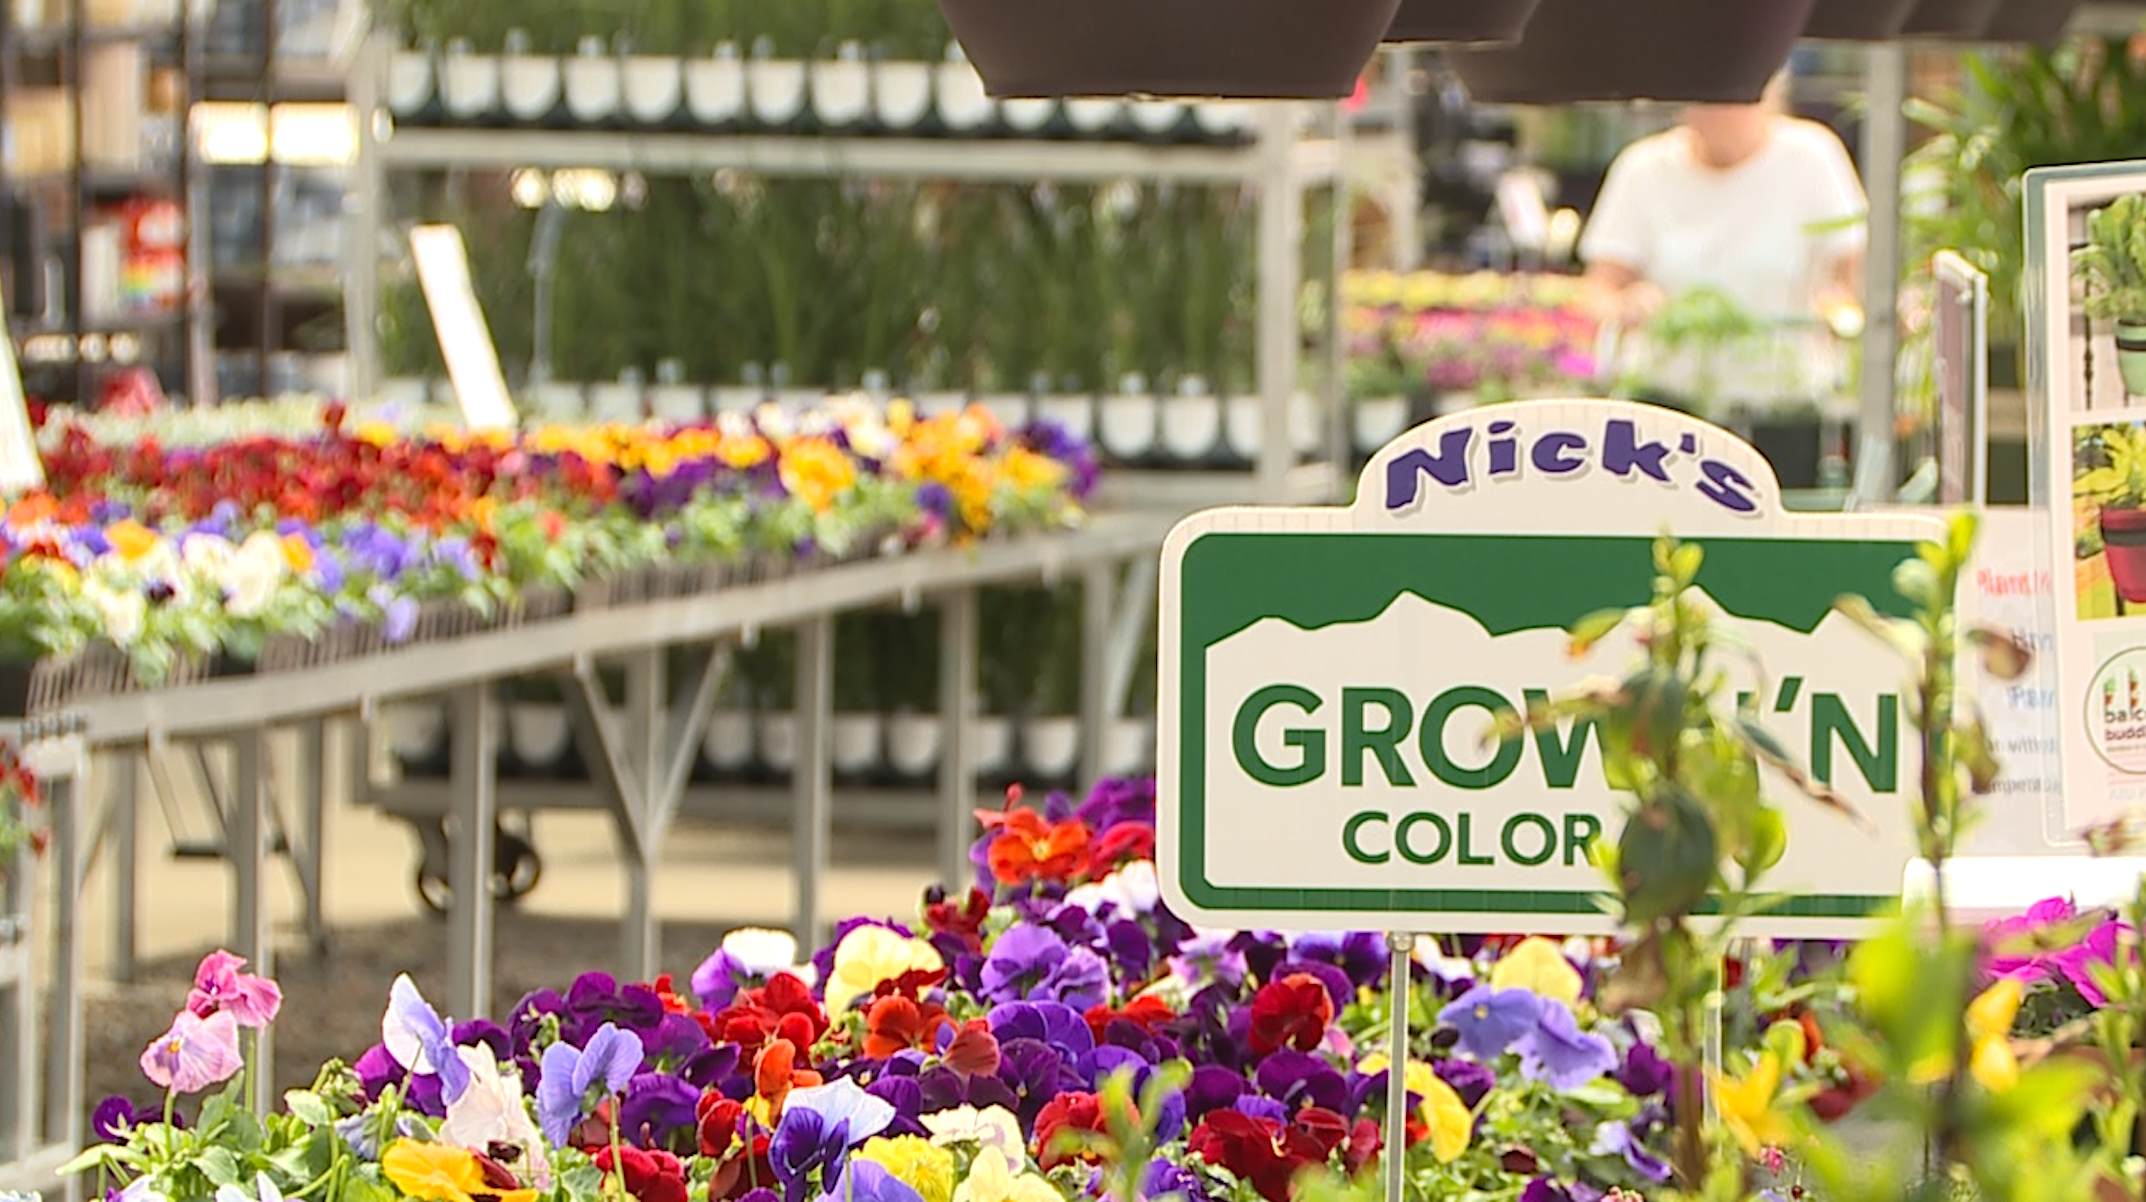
{"left": 284, "top": 1090, "right": 334, "bottom": 1129}
{"left": 1565, "top": 607, "right": 1631, "bottom": 656}
{"left": 1740, "top": 807, "right": 1788, "bottom": 878}
{"left": 197, "top": 1145, "right": 243, "bottom": 1187}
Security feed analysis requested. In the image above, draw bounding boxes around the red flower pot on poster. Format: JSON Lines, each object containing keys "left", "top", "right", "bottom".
{"left": 933, "top": 0, "right": 1402, "bottom": 99}
{"left": 1900, "top": 0, "right": 2004, "bottom": 38}
{"left": 1801, "top": 0, "right": 1918, "bottom": 40}
{"left": 1444, "top": 0, "right": 1819, "bottom": 105}
{"left": 2102, "top": 507, "right": 2146, "bottom": 606}
{"left": 1383, "top": 0, "right": 1543, "bottom": 44}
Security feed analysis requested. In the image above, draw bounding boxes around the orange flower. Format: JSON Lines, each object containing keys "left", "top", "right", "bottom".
{"left": 864, "top": 994, "right": 952, "bottom": 1060}
{"left": 751, "top": 1037, "right": 821, "bottom": 1123}
{"left": 105, "top": 520, "right": 158, "bottom": 562}
{"left": 979, "top": 808, "right": 1090, "bottom": 886}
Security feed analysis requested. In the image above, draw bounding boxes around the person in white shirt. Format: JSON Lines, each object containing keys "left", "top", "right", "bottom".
{"left": 1579, "top": 71, "right": 1868, "bottom": 414}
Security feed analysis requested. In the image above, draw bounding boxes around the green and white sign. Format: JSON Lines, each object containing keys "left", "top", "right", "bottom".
{"left": 1158, "top": 399, "right": 1944, "bottom": 938}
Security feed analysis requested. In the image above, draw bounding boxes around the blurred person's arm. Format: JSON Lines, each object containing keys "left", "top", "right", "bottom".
{"left": 1577, "top": 139, "right": 1662, "bottom": 327}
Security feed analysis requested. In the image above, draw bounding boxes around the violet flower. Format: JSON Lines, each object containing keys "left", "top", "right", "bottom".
{"left": 1591, "top": 1120, "right": 1670, "bottom": 1183}
{"left": 1169, "top": 933, "right": 1248, "bottom": 990}
{"left": 621, "top": 1071, "right": 702, "bottom": 1150}
{"left": 769, "top": 1079, "right": 896, "bottom": 1202}
{"left": 1439, "top": 984, "right": 1544, "bottom": 1062}
{"left": 1617, "top": 1040, "right": 1673, "bottom": 1098}
{"left": 536, "top": 1022, "right": 645, "bottom": 1146}
{"left": 1433, "top": 1058, "right": 1496, "bottom": 1109}
{"left": 980, "top": 926, "right": 1109, "bottom": 1010}
{"left": 1514, "top": 1003, "right": 1618, "bottom": 1090}
{"left": 383, "top": 974, "right": 472, "bottom": 1104}
{"left": 140, "top": 1009, "right": 242, "bottom": 1094}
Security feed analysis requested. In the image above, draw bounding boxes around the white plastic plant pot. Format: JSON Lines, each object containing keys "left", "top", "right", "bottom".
{"left": 975, "top": 716, "right": 1014, "bottom": 778}
{"left": 748, "top": 58, "right": 810, "bottom": 128}
{"left": 936, "top": 50, "right": 994, "bottom": 131}
{"left": 387, "top": 701, "right": 448, "bottom": 761}
{"left": 1098, "top": 379, "right": 1158, "bottom": 463}
{"left": 1063, "top": 98, "right": 1123, "bottom": 134}
{"left": 564, "top": 38, "right": 622, "bottom": 124}
{"left": 703, "top": 710, "right": 755, "bottom": 774}
{"left": 885, "top": 713, "right": 942, "bottom": 777}
{"left": 710, "top": 384, "right": 761, "bottom": 415}
{"left": 622, "top": 56, "right": 684, "bottom": 126}
{"left": 811, "top": 45, "right": 871, "bottom": 130}
{"left": 387, "top": 51, "right": 437, "bottom": 119}
{"left": 873, "top": 60, "right": 933, "bottom": 131}
{"left": 1192, "top": 101, "right": 1255, "bottom": 139}
{"left": 508, "top": 703, "right": 573, "bottom": 772}
{"left": 588, "top": 382, "right": 642, "bottom": 423}
{"left": 1291, "top": 391, "right": 1322, "bottom": 456}
{"left": 501, "top": 52, "right": 562, "bottom": 124}
{"left": 778, "top": 387, "right": 824, "bottom": 417}
{"left": 1000, "top": 97, "right": 1055, "bottom": 134}
{"left": 649, "top": 384, "right": 705, "bottom": 423}
{"left": 1022, "top": 716, "right": 1081, "bottom": 780}
{"left": 1158, "top": 388, "right": 1222, "bottom": 463}
{"left": 528, "top": 381, "right": 587, "bottom": 420}
{"left": 1103, "top": 716, "right": 1153, "bottom": 777}
{"left": 1128, "top": 99, "right": 1186, "bottom": 137}
{"left": 758, "top": 712, "right": 799, "bottom": 774}
{"left": 831, "top": 714, "right": 883, "bottom": 776}
{"left": 685, "top": 49, "right": 747, "bottom": 127}
{"left": 1223, "top": 394, "right": 1263, "bottom": 462}
{"left": 1350, "top": 395, "right": 1410, "bottom": 456}
{"left": 438, "top": 42, "right": 502, "bottom": 122}
{"left": 1033, "top": 393, "right": 1095, "bottom": 442}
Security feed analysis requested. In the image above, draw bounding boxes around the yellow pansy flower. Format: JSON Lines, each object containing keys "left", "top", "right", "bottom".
{"left": 383, "top": 1140, "right": 537, "bottom": 1202}
{"left": 857, "top": 1135, "right": 955, "bottom": 1202}
{"left": 950, "top": 1147, "right": 1062, "bottom": 1202}
{"left": 1356, "top": 1053, "right": 1471, "bottom": 1163}
{"left": 824, "top": 925, "right": 944, "bottom": 1016}
{"left": 1711, "top": 1052, "right": 1792, "bottom": 1157}
{"left": 280, "top": 533, "right": 315, "bottom": 574}
{"left": 1488, "top": 937, "right": 1582, "bottom": 1007}
{"left": 105, "top": 520, "right": 159, "bottom": 563}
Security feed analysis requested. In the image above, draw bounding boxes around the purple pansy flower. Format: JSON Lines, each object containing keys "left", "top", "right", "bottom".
{"left": 1592, "top": 1120, "right": 1670, "bottom": 1183}
{"left": 382, "top": 974, "right": 472, "bottom": 1104}
{"left": 1439, "top": 984, "right": 1545, "bottom": 1062}
{"left": 1514, "top": 1003, "right": 1618, "bottom": 1090}
{"left": 770, "top": 1079, "right": 896, "bottom": 1202}
{"left": 536, "top": 1022, "right": 645, "bottom": 1146}
{"left": 980, "top": 926, "right": 1110, "bottom": 1010}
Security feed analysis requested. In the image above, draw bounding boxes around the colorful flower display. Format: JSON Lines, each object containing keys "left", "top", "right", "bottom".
{"left": 0, "top": 397, "right": 1096, "bottom": 688}
{"left": 1340, "top": 271, "right": 1599, "bottom": 403}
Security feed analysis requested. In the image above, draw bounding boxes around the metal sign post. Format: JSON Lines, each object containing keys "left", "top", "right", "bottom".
{"left": 1932, "top": 250, "right": 1991, "bottom": 506}
{"left": 1384, "top": 932, "right": 1413, "bottom": 1202}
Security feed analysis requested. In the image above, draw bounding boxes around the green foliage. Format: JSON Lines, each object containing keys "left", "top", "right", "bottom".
{"left": 381, "top": 0, "right": 951, "bottom": 58}
{"left": 1905, "top": 38, "right": 2146, "bottom": 343}
{"left": 2074, "top": 421, "right": 2146, "bottom": 516}
{"left": 2076, "top": 192, "right": 2146, "bottom": 322}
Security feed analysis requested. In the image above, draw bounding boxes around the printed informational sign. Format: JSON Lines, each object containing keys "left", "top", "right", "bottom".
{"left": 2024, "top": 162, "right": 2146, "bottom": 831}
{"left": 1956, "top": 507, "right": 2066, "bottom": 854}
{"left": 1933, "top": 251, "right": 1990, "bottom": 507}
{"left": 409, "top": 225, "right": 518, "bottom": 432}
{"left": 1158, "top": 399, "right": 1943, "bottom": 938}
{"left": 0, "top": 330, "right": 43, "bottom": 494}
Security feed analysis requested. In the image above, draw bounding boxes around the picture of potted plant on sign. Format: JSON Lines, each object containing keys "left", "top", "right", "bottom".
{"left": 2073, "top": 421, "right": 2146, "bottom": 618}
{"left": 2075, "top": 193, "right": 2146, "bottom": 398}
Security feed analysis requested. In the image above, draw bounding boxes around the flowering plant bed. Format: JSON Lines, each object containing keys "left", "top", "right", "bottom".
{"left": 1338, "top": 271, "right": 1599, "bottom": 403}
{"left": 0, "top": 397, "right": 1095, "bottom": 708}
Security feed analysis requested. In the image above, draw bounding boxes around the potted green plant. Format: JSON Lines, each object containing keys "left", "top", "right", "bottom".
{"left": 1444, "top": 0, "right": 1818, "bottom": 104}
{"left": 1383, "top": 0, "right": 1542, "bottom": 44}
{"left": 933, "top": 0, "right": 1403, "bottom": 98}
{"left": 2076, "top": 193, "right": 2146, "bottom": 397}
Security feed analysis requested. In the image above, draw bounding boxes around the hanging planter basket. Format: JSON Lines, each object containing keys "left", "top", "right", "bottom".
{"left": 1383, "top": 0, "right": 1544, "bottom": 45}
{"left": 1801, "top": 0, "right": 1917, "bottom": 40}
{"left": 1445, "top": 0, "right": 1818, "bottom": 104}
{"left": 934, "top": 0, "right": 1403, "bottom": 99}
{"left": 1983, "top": 0, "right": 2082, "bottom": 44}
{"left": 1900, "top": 0, "right": 2004, "bottom": 38}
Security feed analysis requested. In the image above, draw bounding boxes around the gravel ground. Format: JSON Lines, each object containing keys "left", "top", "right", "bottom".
{"left": 85, "top": 909, "right": 829, "bottom": 1130}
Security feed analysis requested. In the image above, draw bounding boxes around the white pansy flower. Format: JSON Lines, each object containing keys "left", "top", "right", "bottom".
{"left": 1063, "top": 861, "right": 1160, "bottom": 917}
{"left": 220, "top": 532, "right": 289, "bottom": 617}
{"left": 720, "top": 927, "right": 814, "bottom": 982}
{"left": 440, "top": 1045, "right": 552, "bottom": 1189}
{"left": 83, "top": 580, "right": 146, "bottom": 646}
{"left": 753, "top": 402, "right": 794, "bottom": 440}
{"left": 179, "top": 532, "right": 236, "bottom": 575}
{"left": 921, "top": 1104, "right": 1026, "bottom": 1161}
{"left": 213, "top": 1173, "right": 284, "bottom": 1202}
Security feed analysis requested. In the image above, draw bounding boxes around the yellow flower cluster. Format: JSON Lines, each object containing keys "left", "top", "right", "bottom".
{"left": 858, "top": 1136, "right": 957, "bottom": 1202}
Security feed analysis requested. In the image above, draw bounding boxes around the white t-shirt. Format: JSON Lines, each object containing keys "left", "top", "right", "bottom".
{"left": 1580, "top": 118, "right": 1869, "bottom": 408}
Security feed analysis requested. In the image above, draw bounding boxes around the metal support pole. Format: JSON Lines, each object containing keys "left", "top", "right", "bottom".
{"left": 44, "top": 741, "right": 85, "bottom": 1202}
{"left": 1078, "top": 562, "right": 1115, "bottom": 789}
{"left": 109, "top": 749, "right": 136, "bottom": 984}
{"left": 938, "top": 590, "right": 980, "bottom": 893}
{"left": 792, "top": 617, "right": 834, "bottom": 949}
{"left": 346, "top": 34, "right": 386, "bottom": 401}
{"left": 293, "top": 720, "right": 329, "bottom": 960}
{"left": 228, "top": 731, "right": 274, "bottom": 1110}
{"left": 1853, "top": 43, "right": 1907, "bottom": 504}
{"left": 1256, "top": 104, "right": 1306, "bottom": 495}
{"left": 1384, "top": 932, "right": 1413, "bottom": 1202}
{"left": 447, "top": 685, "right": 498, "bottom": 1020}
{"left": 621, "top": 650, "right": 663, "bottom": 980}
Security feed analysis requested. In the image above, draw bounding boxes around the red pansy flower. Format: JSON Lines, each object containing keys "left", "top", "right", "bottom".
{"left": 1033, "top": 1091, "right": 1120, "bottom": 1170}
{"left": 942, "top": 1019, "right": 1001, "bottom": 1078}
{"left": 1248, "top": 973, "right": 1335, "bottom": 1055}
{"left": 925, "top": 888, "right": 993, "bottom": 953}
{"left": 595, "top": 1145, "right": 689, "bottom": 1202}
{"left": 1083, "top": 996, "right": 1176, "bottom": 1042}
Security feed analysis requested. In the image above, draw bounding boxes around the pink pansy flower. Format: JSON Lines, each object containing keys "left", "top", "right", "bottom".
{"left": 1982, "top": 896, "right": 2127, "bottom": 1006}
{"left": 186, "top": 949, "right": 282, "bottom": 1029}
{"left": 140, "top": 1008, "right": 243, "bottom": 1093}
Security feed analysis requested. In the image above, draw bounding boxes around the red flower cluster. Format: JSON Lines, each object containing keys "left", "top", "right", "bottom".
{"left": 694, "top": 1096, "right": 774, "bottom": 1200}
{"left": 1083, "top": 996, "right": 1175, "bottom": 1042}
{"left": 1248, "top": 974, "right": 1335, "bottom": 1056}
{"left": 705, "top": 973, "right": 827, "bottom": 1056}
{"left": 923, "top": 888, "right": 993, "bottom": 953}
{"left": 1033, "top": 1091, "right": 1121, "bottom": 1170}
{"left": 863, "top": 967, "right": 954, "bottom": 1059}
{"left": 1188, "top": 1108, "right": 1379, "bottom": 1202}
{"left": 594, "top": 1146, "right": 689, "bottom": 1202}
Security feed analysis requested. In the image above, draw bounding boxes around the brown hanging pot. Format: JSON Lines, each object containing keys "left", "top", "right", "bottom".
{"left": 1801, "top": 0, "right": 1918, "bottom": 40}
{"left": 1384, "top": 0, "right": 1544, "bottom": 45}
{"left": 1900, "top": 0, "right": 2005, "bottom": 38}
{"left": 1983, "top": 0, "right": 2082, "bottom": 44}
{"left": 934, "top": 0, "right": 1403, "bottom": 99}
{"left": 1445, "top": 0, "right": 1819, "bottom": 105}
